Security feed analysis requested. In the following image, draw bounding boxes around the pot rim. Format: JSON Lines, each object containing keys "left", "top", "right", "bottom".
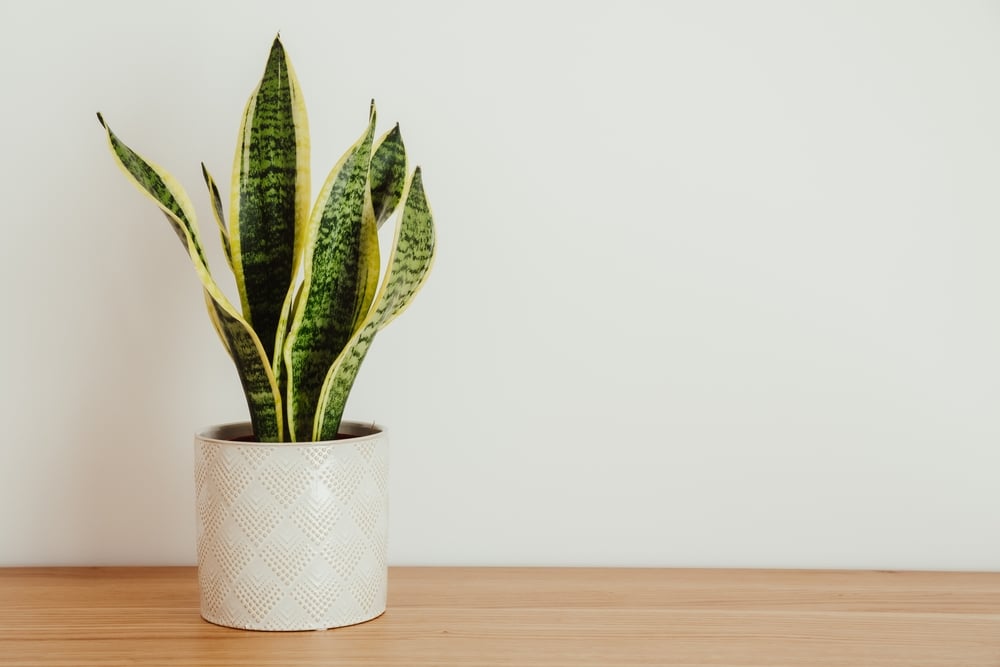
{"left": 195, "top": 420, "right": 385, "bottom": 447}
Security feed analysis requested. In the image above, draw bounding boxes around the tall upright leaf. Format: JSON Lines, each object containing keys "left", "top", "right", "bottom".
{"left": 283, "top": 105, "right": 379, "bottom": 441}
{"left": 369, "top": 124, "right": 406, "bottom": 227}
{"left": 313, "top": 168, "right": 436, "bottom": 440}
{"left": 229, "top": 36, "right": 310, "bottom": 361}
{"left": 98, "top": 115, "right": 284, "bottom": 441}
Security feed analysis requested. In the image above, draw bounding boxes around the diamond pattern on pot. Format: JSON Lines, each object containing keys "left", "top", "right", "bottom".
{"left": 321, "top": 453, "right": 366, "bottom": 506}
{"left": 370, "top": 446, "right": 390, "bottom": 496}
{"left": 229, "top": 484, "right": 285, "bottom": 546}
{"left": 291, "top": 568, "right": 346, "bottom": 624}
{"left": 194, "top": 427, "right": 389, "bottom": 631}
{"left": 350, "top": 484, "right": 387, "bottom": 542}
{"left": 215, "top": 446, "right": 260, "bottom": 504}
{"left": 232, "top": 573, "right": 284, "bottom": 625}
{"left": 198, "top": 567, "right": 230, "bottom": 616}
{"left": 210, "top": 520, "right": 258, "bottom": 578}
{"left": 348, "top": 560, "right": 387, "bottom": 613}
{"left": 300, "top": 445, "right": 333, "bottom": 469}
{"left": 193, "top": 443, "right": 217, "bottom": 495}
{"left": 320, "top": 525, "right": 368, "bottom": 578}
{"left": 289, "top": 488, "right": 344, "bottom": 544}
{"left": 258, "top": 533, "right": 315, "bottom": 586}
{"left": 259, "top": 458, "right": 314, "bottom": 508}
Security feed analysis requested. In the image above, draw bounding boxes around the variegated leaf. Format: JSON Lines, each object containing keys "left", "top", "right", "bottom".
{"left": 313, "top": 167, "right": 435, "bottom": 440}
{"left": 98, "top": 114, "right": 284, "bottom": 441}
{"left": 201, "top": 163, "right": 233, "bottom": 271}
{"left": 369, "top": 124, "right": 406, "bottom": 228}
{"left": 282, "top": 104, "right": 378, "bottom": 441}
{"left": 229, "top": 35, "right": 310, "bottom": 362}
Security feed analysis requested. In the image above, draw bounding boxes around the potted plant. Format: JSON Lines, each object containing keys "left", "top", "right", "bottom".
{"left": 97, "top": 35, "right": 436, "bottom": 631}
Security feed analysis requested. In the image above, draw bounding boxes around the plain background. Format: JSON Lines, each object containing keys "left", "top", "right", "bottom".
{"left": 2, "top": 0, "right": 999, "bottom": 569}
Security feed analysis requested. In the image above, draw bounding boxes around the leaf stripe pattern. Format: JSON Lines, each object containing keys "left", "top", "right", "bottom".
{"left": 207, "top": 299, "right": 286, "bottom": 442}
{"left": 313, "top": 168, "right": 435, "bottom": 440}
{"left": 204, "top": 290, "right": 233, "bottom": 356}
{"left": 229, "top": 37, "right": 309, "bottom": 362}
{"left": 98, "top": 114, "right": 210, "bottom": 268}
{"left": 283, "top": 106, "right": 378, "bottom": 441}
{"left": 98, "top": 115, "right": 284, "bottom": 441}
{"left": 201, "top": 163, "right": 233, "bottom": 271}
{"left": 369, "top": 125, "right": 406, "bottom": 228}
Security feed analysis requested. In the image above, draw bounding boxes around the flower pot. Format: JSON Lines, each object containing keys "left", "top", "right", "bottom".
{"left": 193, "top": 421, "right": 388, "bottom": 631}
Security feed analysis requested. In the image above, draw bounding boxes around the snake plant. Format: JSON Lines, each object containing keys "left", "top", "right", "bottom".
{"left": 98, "top": 36, "right": 436, "bottom": 442}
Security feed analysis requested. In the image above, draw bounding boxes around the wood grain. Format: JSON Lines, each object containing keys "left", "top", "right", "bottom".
{"left": 0, "top": 567, "right": 998, "bottom": 666}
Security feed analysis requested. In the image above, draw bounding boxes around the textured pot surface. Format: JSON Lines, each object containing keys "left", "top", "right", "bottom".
{"left": 194, "top": 421, "right": 388, "bottom": 631}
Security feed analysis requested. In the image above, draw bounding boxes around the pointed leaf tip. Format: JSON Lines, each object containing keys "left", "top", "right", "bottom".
{"left": 96, "top": 112, "right": 106, "bottom": 128}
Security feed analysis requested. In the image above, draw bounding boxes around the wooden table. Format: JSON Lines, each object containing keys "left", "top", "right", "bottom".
{"left": 1, "top": 567, "right": 998, "bottom": 665}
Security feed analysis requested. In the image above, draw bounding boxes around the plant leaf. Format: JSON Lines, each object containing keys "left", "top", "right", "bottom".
{"left": 205, "top": 297, "right": 284, "bottom": 441}
{"left": 201, "top": 163, "right": 233, "bottom": 271}
{"left": 282, "top": 104, "right": 378, "bottom": 441}
{"left": 98, "top": 114, "right": 284, "bottom": 441}
{"left": 313, "top": 167, "right": 436, "bottom": 440}
{"left": 369, "top": 124, "right": 406, "bottom": 228}
{"left": 204, "top": 289, "right": 233, "bottom": 356}
{"left": 229, "top": 35, "right": 310, "bottom": 362}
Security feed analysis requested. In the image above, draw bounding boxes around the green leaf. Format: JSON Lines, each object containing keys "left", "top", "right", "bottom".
{"left": 204, "top": 289, "right": 233, "bottom": 356}
{"left": 206, "top": 296, "right": 283, "bottom": 440}
{"left": 282, "top": 104, "right": 379, "bottom": 441}
{"left": 229, "top": 35, "right": 310, "bottom": 362}
{"left": 98, "top": 114, "right": 284, "bottom": 441}
{"left": 201, "top": 163, "right": 233, "bottom": 271}
{"left": 369, "top": 124, "right": 406, "bottom": 228}
{"left": 313, "top": 167, "right": 436, "bottom": 440}
{"left": 271, "top": 282, "right": 303, "bottom": 398}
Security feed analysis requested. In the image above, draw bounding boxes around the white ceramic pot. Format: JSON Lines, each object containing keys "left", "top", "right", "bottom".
{"left": 193, "top": 421, "right": 388, "bottom": 631}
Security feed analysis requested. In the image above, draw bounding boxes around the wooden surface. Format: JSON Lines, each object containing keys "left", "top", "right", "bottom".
{"left": 1, "top": 567, "right": 999, "bottom": 666}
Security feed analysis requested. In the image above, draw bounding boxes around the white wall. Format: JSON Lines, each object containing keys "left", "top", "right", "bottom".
{"left": 2, "top": 0, "right": 999, "bottom": 569}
